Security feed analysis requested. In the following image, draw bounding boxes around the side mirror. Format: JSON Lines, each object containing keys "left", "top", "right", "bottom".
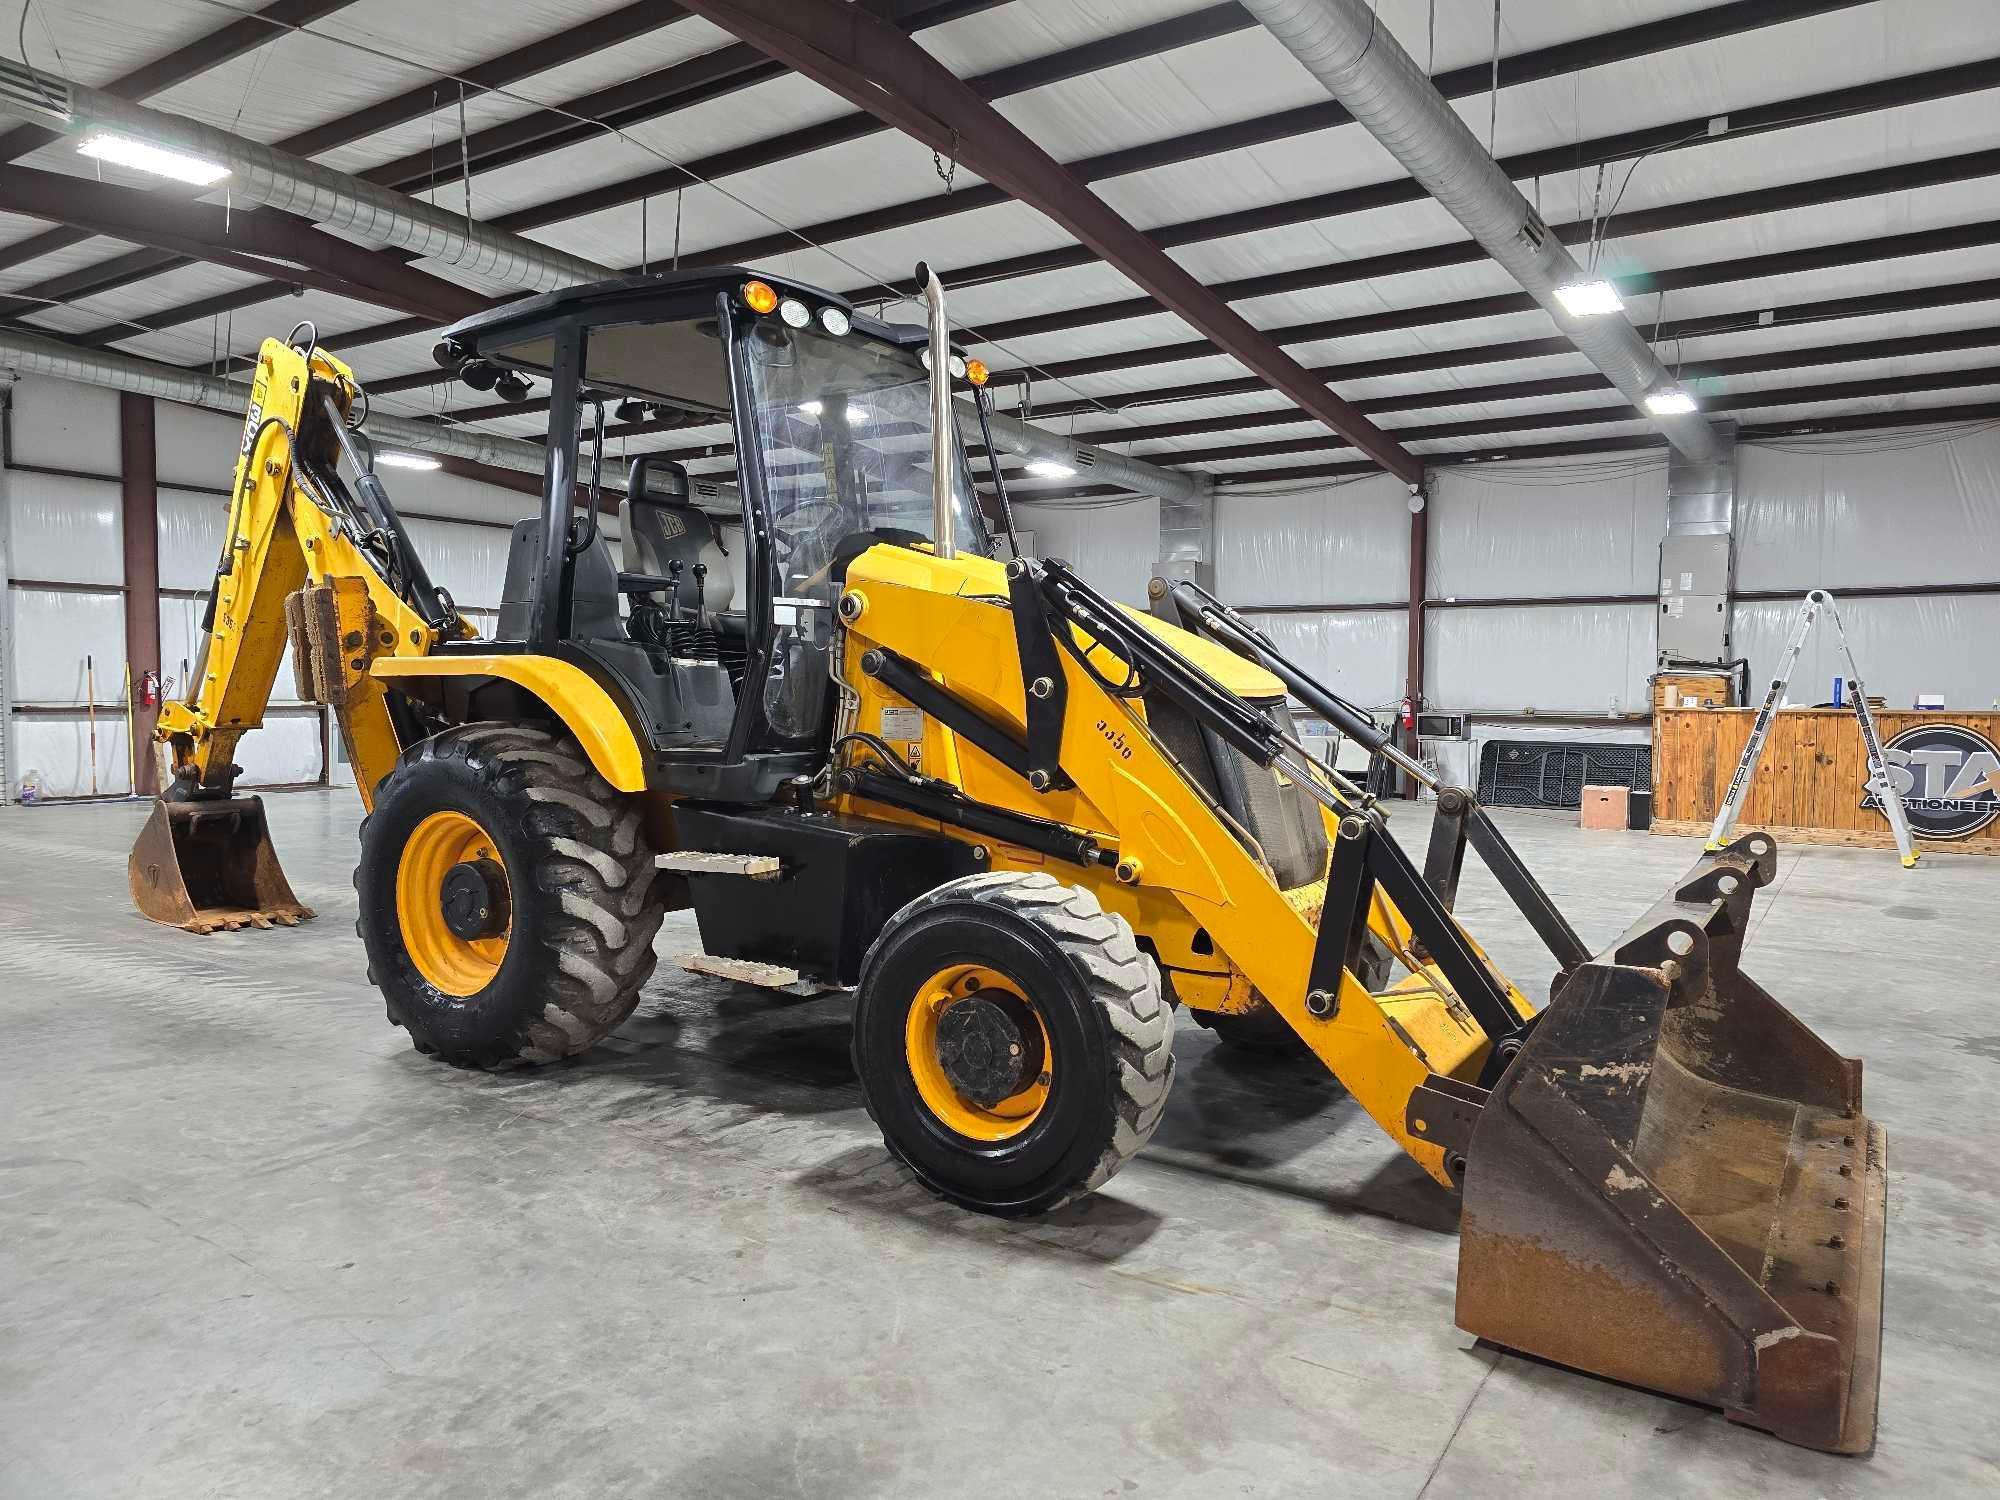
{"left": 626, "top": 454, "right": 690, "bottom": 506}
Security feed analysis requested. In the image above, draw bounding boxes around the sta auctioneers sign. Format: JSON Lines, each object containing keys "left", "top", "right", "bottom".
{"left": 1862, "top": 722, "right": 2000, "bottom": 840}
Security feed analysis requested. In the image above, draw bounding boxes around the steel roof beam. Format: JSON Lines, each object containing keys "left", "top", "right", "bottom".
{"left": 669, "top": 0, "right": 1419, "bottom": 481}
{"left": 1199, "top": 400, "right": 2000, "bottom": 488}
{"left": 0, "top": 168, "right": 488, "bottom": 327}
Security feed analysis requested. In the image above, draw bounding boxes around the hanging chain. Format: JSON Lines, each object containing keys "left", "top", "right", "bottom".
{"left": 932, "top": 130, "right": 961, "bottom": 193}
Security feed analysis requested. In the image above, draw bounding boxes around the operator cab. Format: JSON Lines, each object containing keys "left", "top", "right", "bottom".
{"left": 434, "top": 269, "right": 993, "bottom": 799}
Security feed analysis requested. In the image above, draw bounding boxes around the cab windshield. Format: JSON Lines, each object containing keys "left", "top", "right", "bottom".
{"left": 738, "top": 318, "right": 990, "bottom": 596}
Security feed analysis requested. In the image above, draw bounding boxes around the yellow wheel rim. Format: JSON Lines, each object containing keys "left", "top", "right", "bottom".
{"left": 904, "top": 962, "right": 1052, "bottom": 1141}
{"left": 395, "top": 810, "right": 510, "bottom": 995}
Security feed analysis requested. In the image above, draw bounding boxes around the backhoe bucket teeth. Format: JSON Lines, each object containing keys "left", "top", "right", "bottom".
{"left": 1455, "top": 833, "right": 1886, "bottom": 1453}
{"left": 128, "top": 796, "right": 315, "bottom": 934}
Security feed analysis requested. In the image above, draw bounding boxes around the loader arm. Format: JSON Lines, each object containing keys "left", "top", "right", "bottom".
{"left": 832, "top": 543, "right": 1885, "bottom": 1452}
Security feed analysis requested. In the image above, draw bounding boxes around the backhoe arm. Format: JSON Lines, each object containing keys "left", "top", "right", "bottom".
{"left": 155, "top": 334, "right": 447, "bottom": 809}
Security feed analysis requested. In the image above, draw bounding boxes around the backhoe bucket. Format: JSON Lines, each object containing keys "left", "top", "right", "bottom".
{"left": 1455, "top": 834, "right": 1885, "bottom": 1453}
{"left": 128, "top": 796, "right": 314, "bottom": 933}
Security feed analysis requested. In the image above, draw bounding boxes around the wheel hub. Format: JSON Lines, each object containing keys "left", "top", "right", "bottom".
{"left": 440, "top": 858, "right": 509, "bottom": 941}
{"left": 935, "top": 992, "right": 1045, "bottom": 1109}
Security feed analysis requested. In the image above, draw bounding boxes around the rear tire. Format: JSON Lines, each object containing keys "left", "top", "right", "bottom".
{"left": 355, "top": 722, "right": 662, "bottom": 1068}
{"left": 853, "top": 872, "right": 1173, "bottom": 1217}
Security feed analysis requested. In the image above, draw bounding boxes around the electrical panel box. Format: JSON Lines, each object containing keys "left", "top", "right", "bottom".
{"left": 1658, "top": 532, "right": 1731, "bottom": 664}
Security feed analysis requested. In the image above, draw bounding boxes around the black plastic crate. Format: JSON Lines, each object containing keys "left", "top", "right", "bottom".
{"left": 1477, "top": 740, "right": 1653, "bottom": 811}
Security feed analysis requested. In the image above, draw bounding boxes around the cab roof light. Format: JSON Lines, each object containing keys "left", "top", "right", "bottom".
{"left": 741, "top": 279, "right": 779, "bottom": 314}
{"left": 965, "top": 359, "right": 989, "bottom": 387}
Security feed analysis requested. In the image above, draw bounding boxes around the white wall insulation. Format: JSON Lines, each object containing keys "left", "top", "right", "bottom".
{"left": 1215, "top": 474, "right": 1410, "bottom": 607}
{"left": 1013, "top": 495, "right": 1160, "bottom": 607}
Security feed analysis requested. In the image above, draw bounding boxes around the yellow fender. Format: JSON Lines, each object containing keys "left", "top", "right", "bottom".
{"left": 370, "top": 655, "right": 650, "bottom": 792}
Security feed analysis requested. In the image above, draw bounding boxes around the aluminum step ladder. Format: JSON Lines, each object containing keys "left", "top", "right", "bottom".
{"left": 1707, "top": 589, "right": 1919, "bottom": 867}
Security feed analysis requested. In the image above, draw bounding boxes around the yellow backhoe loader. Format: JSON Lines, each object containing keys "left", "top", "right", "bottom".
{"left": 130, "top": 265, "right": 1886, "bottom": 1453}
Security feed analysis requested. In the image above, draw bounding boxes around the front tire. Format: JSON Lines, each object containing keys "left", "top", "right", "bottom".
{"left": 853, "top": 872, "right": 1174, "bottom": 1217}
{"left": 355, "top": 722, "right": 662, "bottom": 1068}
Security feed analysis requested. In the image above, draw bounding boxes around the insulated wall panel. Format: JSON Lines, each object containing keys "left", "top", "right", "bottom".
{"left": 157, "top": 488, "right": 227, "bottom": 592}
{"left": 1243, "top": 609, "right": 1406, "bottom": 713}
{"left": 235, "top": 711, "right": 324, "bottom": 788}
{"left": 6, "top": 377, "right": 121, "bottom": 470}
{"left": 1215, "top": 475, "right": 1410, "bottom": 607}
{"left": 4, "top": 470, "right": 123, "bottom": 586}
{"left": 404, "top": 516, "right": 512, "bottom": 612}
{"left": 1430, "top": 458, "right": 1667, "bottom": 599}
{"left": 1428, "top": 602, "right": 1655, "bottom": 715}
{"left": 9, "top": 590, "right": 126, "bottom": 705}
{"left": 159, "top": 597, "right": 303, "bottom": 704}
{"left": 1013, "top": 497, "right": 1160, "bottom": 607}
{"left": 1735, "top": 427, "right": 2000, "bottom": 592}
{"left": 153, "top": 401, "right": 246, "bottom": 493}
{"left": 1731, "top": 594, "right": 2000, "bottom": 711}
{"left": 12, "top": 714, "right": 131, "bottom": 799}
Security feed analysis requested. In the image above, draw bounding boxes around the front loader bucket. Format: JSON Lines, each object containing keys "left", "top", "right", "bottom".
{"left": 128, "top": 796, "right": 315, "bottom": 934}
{"left": 1456, "top": 834, "right": 1885, "bottom": 1453}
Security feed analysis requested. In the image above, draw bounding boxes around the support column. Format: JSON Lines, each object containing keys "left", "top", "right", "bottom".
{"left": 119, "top": 392, "right": 161, "bottom": 795}
{"left": 1403, "top": 484, "right": 1429, "bottom": 797}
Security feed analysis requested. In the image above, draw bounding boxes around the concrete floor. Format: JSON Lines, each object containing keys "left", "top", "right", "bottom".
{"left": 2, "top": 791, "right": 1996, "bottom": 1499}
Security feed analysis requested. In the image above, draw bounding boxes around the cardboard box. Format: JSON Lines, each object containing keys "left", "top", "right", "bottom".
{"left": 1581, "top": 784, "right": 1630, "bottom": 830}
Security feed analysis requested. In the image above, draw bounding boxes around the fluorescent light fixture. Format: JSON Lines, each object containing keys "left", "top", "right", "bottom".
{"left": 1645, "top": 387, "right": 1698, "bottom": 416}
{"left": 375, "top": 451, "right": 442, "bottom": 471}
{"left": 1553, "top": 279, "right": 1624, "bottom": 317}
{"left": 797, "top": 400, "right": 824, "bottom": 417}
{"left": 845, "top": 404, "right": 869, "bottom": 424}
{"left": 78, "top": 132, "right": 230, "bottom": 187}
{"left": 1025, "top": 459, "right": 1076, "bottom": 479}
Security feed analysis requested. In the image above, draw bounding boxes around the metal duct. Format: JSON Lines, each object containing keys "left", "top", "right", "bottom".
{"left": 0, "top": 328, "right": 563, "bottom": 480}
{"left": 961, "top": 405, "right": 1210, "bottom": 505}
{"left": 1241, "top": 0, "right": 1722, "bottom": 463}
{"left": 0, "top": 62, "right": 606, "bottom": 294}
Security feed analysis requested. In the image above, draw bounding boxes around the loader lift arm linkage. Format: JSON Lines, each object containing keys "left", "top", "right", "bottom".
{"left": 125, "top": 271, "right": 1886, "bottom": 1456}
{"left": 847, "top": 551, "right": 1886, "bottom": 1450}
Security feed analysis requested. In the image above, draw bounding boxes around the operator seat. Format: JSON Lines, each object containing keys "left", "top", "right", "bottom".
{"left": 618, "top": 456, "right": 737, "bottom": 744}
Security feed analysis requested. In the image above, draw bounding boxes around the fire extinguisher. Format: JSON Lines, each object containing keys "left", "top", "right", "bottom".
{"left": 1399, "top": 697, "right": 1415, "bottom": 735}
{"left": 138, "top": 669, "right": 163, "bottom": 708}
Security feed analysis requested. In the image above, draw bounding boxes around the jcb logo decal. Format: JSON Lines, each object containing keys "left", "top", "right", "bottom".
{"left": 1095, "top": 719, "right": 1132, "bottom": 759}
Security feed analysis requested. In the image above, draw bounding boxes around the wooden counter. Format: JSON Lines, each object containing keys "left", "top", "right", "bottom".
{"left": 1653, "top": 707, "right": 2000, "bottom": 854}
